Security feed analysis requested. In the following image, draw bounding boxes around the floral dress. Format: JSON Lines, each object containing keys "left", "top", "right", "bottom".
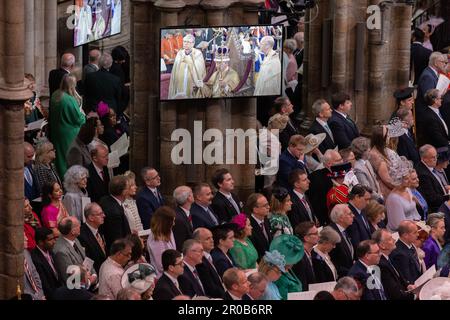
{"left": 269, "top": 213, "right": 293, "bottom": 238}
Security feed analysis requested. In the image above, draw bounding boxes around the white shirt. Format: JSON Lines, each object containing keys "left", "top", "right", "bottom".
{"left": 180, "top": 206, "right": 191, "bottom": 218}
{"left": 398, "top": 239, "right": 413, "bottom": 250}
{"left": 251, "top": 214, "right": 265, "bottom": 226}
{"left": 293, "top": 189, "right": 306, "bottom": 200}
{"left": 336, "top": 110, "right": 348, "bottom": 119}
{"left": 164, "top": 271, "right": 180, "bottom": 290}
{"left": 228, "top": 292, "right": 242, "bottom": 300}
{"left": 93, "top": 163, "right": 104, "bottom": 180}
{"left": 86, "top": 222, "right": 99, "bottom": 236}
{"left": 63, "top": 237, "right": 75, "bottom": 248}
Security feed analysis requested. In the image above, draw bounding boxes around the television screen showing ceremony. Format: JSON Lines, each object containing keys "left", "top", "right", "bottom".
{"left": 73, "top": 0, "right": 122, "bottom": 47}
{"left": 160, "top": 25, "right": 284, "bottom": 100}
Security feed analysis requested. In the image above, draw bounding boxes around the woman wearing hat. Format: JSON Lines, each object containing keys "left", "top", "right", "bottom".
{"left": 229, "top": 213, "right": 259, "bottom": 270}
{"left": 258, "top": 250, "right": 285, "bottom": 300}
{"left": 423, "top": 213, "right": 446, "bottom": 269}
{"left": 269, "top": 187, "right": 294, "bottom": 238}
{"left": 270, "top": 234, "right": 303, "bottom": 300}
{"left": 326, "top": 162, "right": 351, "bottom": 211}
{"left": 311, "top": 226, "right": 340, "bottom": 283}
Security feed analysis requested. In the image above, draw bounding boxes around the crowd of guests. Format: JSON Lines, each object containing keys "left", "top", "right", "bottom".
{"left": 20, "top": 27, "right": 450, "bottom": 301}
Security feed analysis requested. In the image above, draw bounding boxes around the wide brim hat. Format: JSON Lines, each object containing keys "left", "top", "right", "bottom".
{"left": 437, "top": 146, "right": 450, "bottom": 163}
{"left": 327, "top": 162, "right": 352, "bottom": 179}
{"left": 121, "top": 263, "right": 157, "bottom": 294}
{"left": 419, "top": 277, "right": 450, "bottom": 300}
{"left": 269, "top": 234, "right": 304, "bottom": 265}
{"left": 303, "top": 133, "right": 326, "bottom": 154}
{"left": 393, "top": 86, "right": 416, "bottom": 101}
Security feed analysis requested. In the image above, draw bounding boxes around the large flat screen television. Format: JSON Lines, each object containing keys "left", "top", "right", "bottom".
{"left": 73, "top": 0, "right": 122, "bottom": 47}
{"left": 159, "top": 25, "right": 284, "bottom": 101}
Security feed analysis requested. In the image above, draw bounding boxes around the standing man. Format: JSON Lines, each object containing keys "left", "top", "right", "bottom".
{"left": 83, "top": 49, "right": 101, "bottom": 82}
{"left": 247, "top": 193, "right": 273, "bottom": 261}
{"left": 173, "top": 186, "right": 194, "bottom": 251}
{"left": 288, "top": 169, "right": 318, "bottom": 227}
{"left": 191, "top": 183, "right": 219, "bottom": 230}
{"left": 86, "top": 144, "right": 110, "bottom": 203}
{"left": 329, "top": 92, "right": 360, "bottom": 149}
{"left": 411, "top": 28, "right": 432, "bottom": 85}
{"left": 24, "top": 142, "right": 40, "bottom": 201}
{"left": 211, "top": 168, "right": 242, "bottom": 223}
{"left": 293, "top": 222, "right": 318, "bottom": 291}
{"left": 308, "top": 99, "right": 336, "bottom": 153}
{"left": 136, "top": 167, "right": 164, "bottom": 229}
{"left": 48, "top": 53, "right": 75, "bottom": 98}
{"left": 346, "top": 185, "right": 372, "bottom": 250}
{"left": 269, "top": 96, "right": 298, "bottom": 150}
{"left": 276, "top": 135, "right": 308, "bottom": 189}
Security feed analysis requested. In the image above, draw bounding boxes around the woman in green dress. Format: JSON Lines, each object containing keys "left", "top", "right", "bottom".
{"left": 269, "top": 186, "right": 294, "bottom": 238}
{"left": 229, "top": 213, "right": 259, "bottom": 269}
{"left": 50, "top": 74, "right": 86, "bottom": 177}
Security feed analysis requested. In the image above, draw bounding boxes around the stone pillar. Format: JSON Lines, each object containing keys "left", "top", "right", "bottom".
{"left": 24, "top": 0, "right": 35, "bottom": 76}
{"left": 44, "top": 0, "right": 57, "bottom": 96}
{"left": 0, "top": 0, "right": 33, "bottom": 299}
{"left": 34, "top": 0, "right": 46, "bottom": 93}
{"left": 155, "top": 0, "right": 186, "bottom": 197}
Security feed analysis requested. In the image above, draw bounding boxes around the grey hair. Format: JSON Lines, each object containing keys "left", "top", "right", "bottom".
{"left": 311, "top": 99, "right": 328, "bottom": 117}
{"left": 34, "top": 140, "right": 54, "bottom": 164}
{"left": 61, "top": 53, "right": 75, "bottom": 68}
{"left": 64, "top": 165, "right": 89, "bottom": 193}
{"left": 427, "top": 212, "right": 445, "bottom": 229}
{"left": 419, "top": 144, "right": 435, "bottom": 158}
{"left": 323, "top": 149, "right": 340, "bottom": 167}
{"left": 261, "top": 36, "right": 275, "bottom": 48}
{"left": 429, "top": 51, "right": 444, "bottom": 67}
{"left": 99, "top": 52, "right": 113, "bottom": 69}
{"left": 283, "top": 39, "right": 297, "bottom": 52}
{"left": 183, "top": 34, "right": 195, "bottom": 43}
{"left": 318, "top": 226, "right": 341, "bottom": 244}
{"left": 182, "top": 239, "right": 202, "bottom": 255}
{"left": 84, "top": 202, "right": 101, "bottom": 220}
{"left": 371, "top": 228, "right": 390, "bottom": 245}
{"left": 247, "top": 272, "right": 267, "bottom": 288}
{"left": 334, "top": 276, "right": 358, "bottom": 294}
{"left": 173, "top": 186, "right": 193, "bottom": 206}
{"left": 351, "top": 137, "right": 371, "bottom": 160}
{"left": 329, "top": 204, "right": 349, "bottom": 224}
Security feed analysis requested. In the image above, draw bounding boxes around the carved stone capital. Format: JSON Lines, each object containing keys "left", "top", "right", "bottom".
{"left": 154, "top": 0, "right": 186, "bottom": 11}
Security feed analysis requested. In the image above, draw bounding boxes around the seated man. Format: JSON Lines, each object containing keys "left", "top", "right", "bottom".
{"left": 223, "top": 268, "right": 252, "bottom": 300}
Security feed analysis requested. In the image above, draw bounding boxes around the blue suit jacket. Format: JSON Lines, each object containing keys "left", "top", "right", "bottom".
{"left": 416, "top": 66, "right": 439, "bottom": 111}
{"left": 347, "top": 260, "right": 386, "bottom": 300}
{"left": 397, "top": 132, "right": 420, "bottom": 166}
{"left": 191, "top": 202, "right": 219, "bottom": 230}
{"left": 136, "top": 187, "right": 164, "bottom": 229}
{"left": 328, "top": 110, "right": 359, "bottom": 149}
{"left": 211, "top": 247, "right": 236, "bottom": 278}
{"left": 346, "top": 203, "right": 372, "bottom": 250}
{"left": 390, "top": 240, "right": 422, "bottom": 284}
{"left": 276, "top": 149, "right": 306, "bottom": 189}
{"left": 24, "top": 165, "right": 40, "bottom": 201}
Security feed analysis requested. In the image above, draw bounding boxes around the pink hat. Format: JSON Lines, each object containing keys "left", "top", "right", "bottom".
{"left": 97, "top": 101, "right": 109, "bottom": 118}
{"left": 231, "top": 213, "right": 247, "bottom": 230}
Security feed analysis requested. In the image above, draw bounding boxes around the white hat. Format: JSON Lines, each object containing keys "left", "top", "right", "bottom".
{"left": 121, "top": 263, "right": 157, "bottom": 294}
{"left": 419, "top": 277, "right": 450, "bottom": 300}
{"left": 303, "top": 133, "right": 326, "bottom": 154}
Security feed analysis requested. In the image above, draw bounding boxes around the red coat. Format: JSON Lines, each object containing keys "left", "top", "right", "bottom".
{"left": 326, "top": 184, "right": 349, "bottom": 212}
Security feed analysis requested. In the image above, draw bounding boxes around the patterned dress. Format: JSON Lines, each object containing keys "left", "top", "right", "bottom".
{"left": 269, "top": 213, "right": 293, "bottom": 238}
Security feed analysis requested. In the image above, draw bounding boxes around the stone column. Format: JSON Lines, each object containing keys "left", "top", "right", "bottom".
{"left": 0, "top": 0, "right": 33, "bottom": 299}
{"left": 44, "top": 0, "right": 57, "bottom": 96}
{"left": 24, "top": 0, "right": 35, "bottom": 77}
{"left": 155, "top": 0, "right": 186, "bottom": 197}
{"left": 34, "top": 0, "right": 46, "bottom": 93}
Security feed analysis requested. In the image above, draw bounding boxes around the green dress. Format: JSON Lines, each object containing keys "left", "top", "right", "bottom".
{"left": 274, "top": 269, "right": 302, "bottom": 300}
{"left": 269, "top": 213, "right": 294, "bottom": 238}
{"left": 50, "top": 92, "right": 86, "bottom": 177}
{"left": 229, "top": 238, "right": 259, "bottom": 269}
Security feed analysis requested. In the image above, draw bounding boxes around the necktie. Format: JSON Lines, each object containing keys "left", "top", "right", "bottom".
{"left": 434, "top": 169, "right": 449, "bottom": 188}
{"left": 24, "top": 258, "right": 38, "bottom": 293}
{"left": 260, "top": 221, "right": 269, "bottom": 241}
{"left": 300, "top": 197, "right": 313, "bottom": 222}
{"left": 410, "top": 247, "right": 421, "bottom": 271}
{"left": 323, "top": 123, "right": 334, "bottom": 142}
{"left": 228, "top": 195, "right": 240, "bottom": 215}
{"left": 342, "top": 230, "right": 354, "bottom": 258}
{"left": 100, "top": 170, "right": 105, "bottom": 181}
{"left": 24, "top": 167, "right": 33, "bottom": 186}
{"left": 44, "top": 251, "right": 58, "bottom": 278}
{"left": 387, "top": 257, "right": 400, "bottom": 278}
{"left": 432, "top": 169, "right": 447, "bottom": 193}
{"left": 73, "top": 242, "right": 83, "bottom": 258}
{"left": 193, "top": 268, "right": 205, "bottom": 295}
{"left": 96, "top": 232, "right": 106, "bottom": 254}
{"left": 154, "top": 190, "right": 161, "bottom": 205}
{"left": 206, "top": 207, "right": 218, "bottom": 225}
{"left": 437, "top": 111, "right": 449, "bottom": 134}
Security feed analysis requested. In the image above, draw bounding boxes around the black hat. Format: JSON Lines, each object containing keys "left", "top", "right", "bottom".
{"left": 327, "top": 162, "right": 352, "bottom": 179}
{"left": 272, "top": 186, "right": 289, "bottom": 202}
{"left": 393, "top": 86, "right": 416, "bottom": 101}
{"left": 437, "top": 146, "right": 450, "bottom": 163}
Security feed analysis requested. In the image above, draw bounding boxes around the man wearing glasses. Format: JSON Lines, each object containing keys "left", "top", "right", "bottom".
{"left": 153, "top": 249, "right": 185, "bottom": 300}
{"left": 348, "top": 240, "right": 386, "bottom": 300}
{"left": 136, "top": 167, "right": 164, "bottom": 230}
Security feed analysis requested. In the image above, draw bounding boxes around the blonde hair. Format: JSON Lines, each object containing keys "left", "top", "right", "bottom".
{"left": 54, "top": 74, "right": 81, "bottom": 105}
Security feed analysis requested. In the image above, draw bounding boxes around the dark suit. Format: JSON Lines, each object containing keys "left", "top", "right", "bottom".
{"left": 288, "top": 190, "right": 318, "bottom": 229}
{"left": 197, "top": 256, "right": 226, "bottom": 298}
{"left": 48, "top": 68, "right": 69, "bottom": 98}
{"left": 292, "top": 253, "right": 316, "bottom": 291}
{"left": 52, "top": 287, "right": 94, "bottom": 300}
{"left": 397, "top": 132, "right": 420, "bottom": 165}
{"left": 411, "top": 42, "right": 432, "bottom": 85}
{"left": 329, "top": 222, "right": 354, "bottom": 278}
{"left": 248, "top": 215, "right": 272, "bottom": 261}
{"left": 173, "top": 206, "right": 193, "bottom": 252}
{"left": 308, "top": 120, "right": 336, "bottom": 153}
{"left": 279, "top": 120, "right": 299, "bottom": 151}
{"left": 311, "top": 249, "right": 336, "bottom": 283}
{"left": 293, "top": 48, "right": 304, "bottom": 69}
{"left": 224, "top": 291, "right": 252, "bottom": 301}
{"left": 390, "top": 240, "right": 422, "bottom": 284}
{"left": 328, "top": 110, "right": 360, "bottom": 149}
{"left": 416, "top": 107, "right": 450, "bottom": 149}
{"left": 379, "top": 255, "right": 415, "bottom": 300}
{"left": 77, "top": 223, "right": 107, "bottom": 274}
{"left": 30, "top": 248, "right": 62, "bottom": 299}
{"left": 437, "top": 202, "right": 450, "bottom": 245}
{"left": 191, "top": 202, "right": 219, "bottom": 230}
{"left": 346, "top": 203, "right": 372, "bottom": 250}
{"left": 178, "top": 265, "right": 206, "bottom": 297}
{"left": 136, "top": 187, "right": 164, "bottom": 230}
{"left": 415, "top": 161, "right": 446, "bottom": 212}
{"left": 24, "top": 164, "right": 40, "bottom": 201}
{"left": 347, "top": 260, "right": 386, "bottom": 300}
{"left": 86, "top": 163, "right": 110, "bottom": 203}
{"left": 276, "top": 149, "right": 306, "bottom": 189}
{"left": 211, "top": 247, "right": 236, "bottom": 278}
{"left": 84, "top": 68, "right": 123, "bottom": 113}
{"left": 306, "top": 168, "right": 333, "bottom": 225}
{"left": 211, "top": 192, "right": 242, "bottom": 224}
{"left": 416, "top": 67, "right": 439, "bottom": 113}
{"left": 152, "top": 273, "right": 183, "bottom": 300}
{"left": 98, "top": 195, "right": 131, "bottom": 251}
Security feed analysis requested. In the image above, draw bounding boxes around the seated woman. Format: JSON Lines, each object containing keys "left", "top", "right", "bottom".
{"left": 229, "top": 213, "right": 258, "bottom": 270}
{"left": 386, "top": 158, "right": 421, "bottom": 231}
{"left": 311, "top": 226, "right": 340, "bottom": 283}
{"left": 34, "top": 138, "right": 62, "bottom": 193}
{"left": 365, "top": 200, "right": 386, "bottom": 234}
{"left": 211, "top": 224, "right": 236, "bottom": 278}
{"left": 423, "top": 213, "right": 446, "bottom": 269}
{"left": 258, "top": 250, "right": 285, "bottom": 300}
{"left": 40, "top": 181, "right": 69, "bottom": 232}
{"left": 62, "top": 165, "right": 89, "bottom": 223}
{"left": 269, "top": 186, "right": 294, "bottom": 238}
{"left": 272, "top": 234, "right": 303, "bottom": 300}
{"left": 24, "top": 198, "right": 41, "bottom": 250}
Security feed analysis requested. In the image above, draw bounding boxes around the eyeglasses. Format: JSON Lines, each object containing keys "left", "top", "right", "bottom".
{"left": 147, "top": 174, "right": 160, "bottom": 180}
{"left": 174, "top": 260, "right": 184, "bottom": 266}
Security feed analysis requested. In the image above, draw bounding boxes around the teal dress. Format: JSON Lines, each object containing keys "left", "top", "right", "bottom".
{"left": 229, "top": 238, "right": 258, "bottom": 269}
{"left": 274, "top": 269, "right": 302, "bottom": 300}
{"left": 50, "top": 91, "right": 86, "bottom": 177}
{"left": 269, "top": 213, "right": 293, "bottom": 238}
